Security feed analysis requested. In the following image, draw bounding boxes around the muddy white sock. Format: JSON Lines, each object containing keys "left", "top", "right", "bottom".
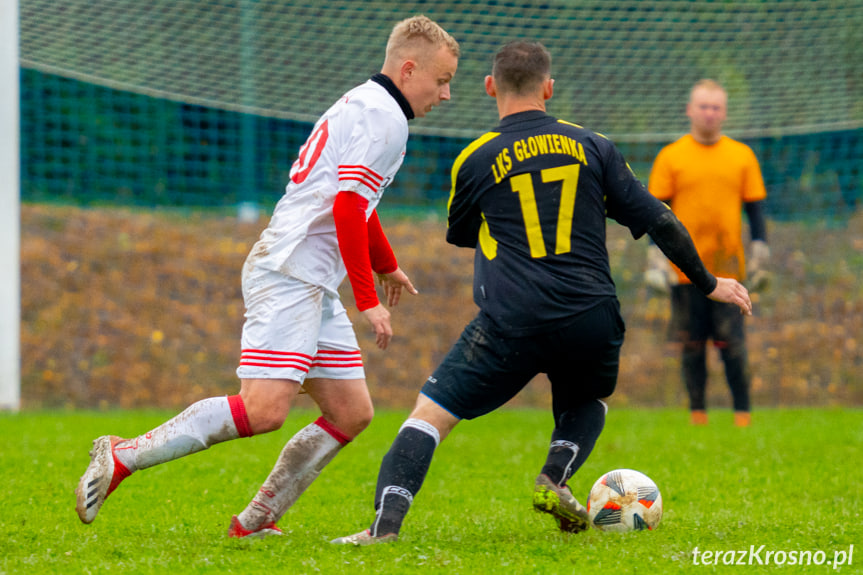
{"left": 113, "top": 395, "right": 252, "bottom": 472}
{"left": 237, "top": 417, "right": 349, "bottom": 530}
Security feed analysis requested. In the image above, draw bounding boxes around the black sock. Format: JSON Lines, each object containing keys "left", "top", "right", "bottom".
{"left": 370, "top": 419, "right": 439, "bottom": 536}
{"left": 540, "top": 399, "right": 607, "bottom": 486}
{"left": 682, "top": 344, "right": 708, "bottom": 411}
{"left": 720, "top": 344, "right": 751, "bottom": 412}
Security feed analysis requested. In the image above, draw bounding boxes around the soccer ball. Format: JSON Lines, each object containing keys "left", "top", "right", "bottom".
{"left": 587, "top": 469, "right": 662, "bottom": 532}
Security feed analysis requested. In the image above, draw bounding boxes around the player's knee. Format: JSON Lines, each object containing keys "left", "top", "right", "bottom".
{"left": 245, "top": 396, "right": 291, "bottom": 434}
{"left": 249, "top": 409, "right": 289, "bottom": 434}
{"left": 586, "top": 378, "right": 616, "bottom": 401}
{"left": 347, "top": 404, "right": 375, "bottom": 438}
{"left": 239, "top": 379, "right": 297, "bottom": 434}
{"left": 329, "top": 403, "right": 374, "bottom": 440}
{"left": 682, "top": 339, "right": 706, "bottom": 352}
{"left": 719, "top": 340, "right": 747, "bottom": 360}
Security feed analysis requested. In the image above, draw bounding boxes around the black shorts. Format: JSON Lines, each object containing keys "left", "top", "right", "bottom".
{"left": 421, "top": 297, "right": 625, "bottom": 421}
{"left": 670, "top": 284, "right": 746, "bottom": 346}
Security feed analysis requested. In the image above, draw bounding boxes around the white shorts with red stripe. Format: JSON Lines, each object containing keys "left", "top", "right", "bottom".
{"left": 236, "top": 264, "right": 364, "bottom": 383}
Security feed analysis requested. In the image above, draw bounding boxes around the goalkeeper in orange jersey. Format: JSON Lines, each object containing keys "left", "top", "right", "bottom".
{"left": 646, "top": 79, "right": 769, "bottom": 428}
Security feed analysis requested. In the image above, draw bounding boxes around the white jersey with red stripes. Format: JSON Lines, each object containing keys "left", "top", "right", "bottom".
{"left": 247, "top": 79, "right": 408, "bottom": 294}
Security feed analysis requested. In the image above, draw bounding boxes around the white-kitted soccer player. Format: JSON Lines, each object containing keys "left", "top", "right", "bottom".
{"left": 74, "top": 15, "right": 460, "bottom": 538}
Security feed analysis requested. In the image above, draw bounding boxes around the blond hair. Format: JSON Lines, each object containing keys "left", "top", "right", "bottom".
{"left": 690, "top": 79, "right": 726, "bottom": 101}
{"left": 385, "top": 15, "right": 460, "bottom": 62}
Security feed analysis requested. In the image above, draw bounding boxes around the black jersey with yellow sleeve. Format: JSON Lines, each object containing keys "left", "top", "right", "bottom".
{"left": 447, "top": 110, "right": 669, "bottom": 336}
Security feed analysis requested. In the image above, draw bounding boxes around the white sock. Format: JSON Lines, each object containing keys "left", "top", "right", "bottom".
{"left": 237, "top": 418, "right": 347, "bottom": 530}
{"left": 114, "top": 396, "right": 242, "bottom": 472}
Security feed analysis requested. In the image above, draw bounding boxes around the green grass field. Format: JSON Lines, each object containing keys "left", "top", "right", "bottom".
{"left": 2, "top": 408, "right": 860, "bottom": 574}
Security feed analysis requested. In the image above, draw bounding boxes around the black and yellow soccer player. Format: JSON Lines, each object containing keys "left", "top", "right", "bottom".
{"left": 333, "top": 41, "right": 752, "bottom": 545}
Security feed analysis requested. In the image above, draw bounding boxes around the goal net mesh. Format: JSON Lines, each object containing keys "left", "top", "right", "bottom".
{"left": 15, "top": 0, "right": 863, "bottom": 408}
{"left": 18, "top": 0, "right": 863, "bottom": 214}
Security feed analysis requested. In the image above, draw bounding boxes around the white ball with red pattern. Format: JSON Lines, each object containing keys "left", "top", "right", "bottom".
{"left": 587, "top": 469, "right": 663, "bottom": 532}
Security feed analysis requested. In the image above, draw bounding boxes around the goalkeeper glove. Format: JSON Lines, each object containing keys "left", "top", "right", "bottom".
{"left": 644, "top": 244, "right": 674, "bottom": 295}
{"left": 746, "top": 239, "right": 771, "bottom": 292}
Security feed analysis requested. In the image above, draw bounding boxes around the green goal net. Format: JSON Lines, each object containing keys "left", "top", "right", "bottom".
{"left": 19, "top": 0, "right": 863, "bottom": 216}
{"left": 15, "top": 1, "right": 863, "bottom": 409}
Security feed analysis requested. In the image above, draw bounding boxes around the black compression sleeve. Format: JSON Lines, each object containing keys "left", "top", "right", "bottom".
{"left": 647, "top": 210, "right": 718, "bottom": 295}
{"left": 744, "top": 201, "right": 767, "bottom": 242}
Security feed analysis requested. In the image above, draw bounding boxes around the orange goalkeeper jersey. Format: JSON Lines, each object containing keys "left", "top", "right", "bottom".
{"left": 649, "top": 134, "right": 767, "bottom": 283}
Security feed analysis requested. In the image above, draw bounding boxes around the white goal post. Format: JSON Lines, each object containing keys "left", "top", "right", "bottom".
{"left": 1, "top": 0, "right": 21, "bottom": 411}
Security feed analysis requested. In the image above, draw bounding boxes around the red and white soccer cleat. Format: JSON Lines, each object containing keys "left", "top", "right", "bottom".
{"left": 74, "top": 435, "right": 133, "bottom": 524}
{"left": 227, "top": 515, "right": 284, "bottom": 538}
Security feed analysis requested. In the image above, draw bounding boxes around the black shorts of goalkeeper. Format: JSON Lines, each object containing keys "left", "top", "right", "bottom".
{"left": 421, "top": 296, "right": 624, "bottom": 421}
{"left": 669, "top": 284, "right": 746, "bottom": 346}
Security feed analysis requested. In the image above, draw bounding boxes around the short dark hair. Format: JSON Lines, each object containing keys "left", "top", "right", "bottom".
{"left": 492, "top": 41, "right": 551, "bottom": 95}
